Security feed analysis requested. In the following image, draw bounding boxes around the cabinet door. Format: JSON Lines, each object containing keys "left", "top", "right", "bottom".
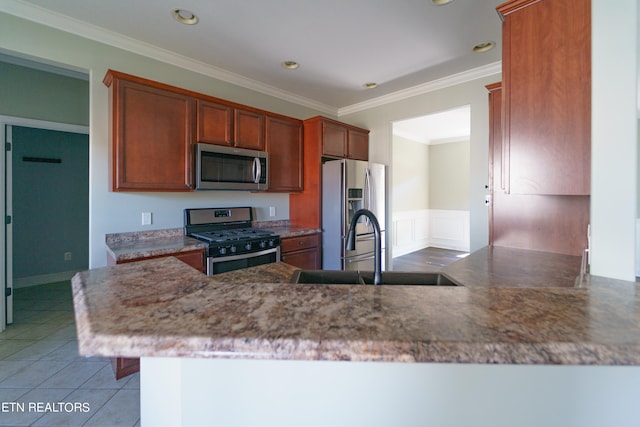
{"left": 322, "top": 121, "right": 348, "bottom": 158}
{"left": 281, "top": 248, "right": 320, "bottom": 270}
{"left": 500, "top": 0, "right": 590, "bottom": 195}
{"left": 196, "top": 100, "right": 233, "bottom": 146}
{"left": 265, "top": 116, "right": 303, "bottom": 192}
{"left": 112, "top": 79, "right": 193, "bottom": 191}
{"left": 487, "top": 82, "right": 589, "bottom": 256}
{"left": 281, "top": 234, "right": 321, "bottom": 269}
{"left": 234, "top": 109, "right": 265, "bottom": 150}
{"left": 347, "top": 129, "right": 369, "bottom": 160}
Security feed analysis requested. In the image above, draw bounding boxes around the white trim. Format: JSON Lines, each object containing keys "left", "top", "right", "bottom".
{"left": 1, "top": 0, "right": 501, "bottom": 116}
{"left": 0, "top": 51, "right": 88, "bottom": 81}
{"left": 338, "top": 62, "right": 502, "bottom": 116}
{"left": 0, "top": 116, "right": 89, "bottom": 135}
{"left": 392, "top": 209, "right": 470, "bottom": 257}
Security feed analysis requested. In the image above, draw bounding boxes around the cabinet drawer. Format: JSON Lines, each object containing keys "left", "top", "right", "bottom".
{"left": 281, "top": 234, "right": 320, "bottom": 253}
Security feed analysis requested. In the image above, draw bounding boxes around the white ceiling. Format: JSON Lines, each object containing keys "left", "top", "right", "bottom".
{"left": 1, "top": 0, "right": 504, "bottom": 114}
{"left": 393, "top": 105, "right": 470, "bottom": 144}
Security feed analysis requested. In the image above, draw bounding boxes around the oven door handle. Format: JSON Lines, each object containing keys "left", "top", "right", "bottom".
{"left": 209, "top": 246, "right": 279, "bottom": 263}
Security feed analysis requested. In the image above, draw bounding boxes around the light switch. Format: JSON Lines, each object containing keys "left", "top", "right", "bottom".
{"left": 269, "top": 206, "right": 276, "bottom": 217}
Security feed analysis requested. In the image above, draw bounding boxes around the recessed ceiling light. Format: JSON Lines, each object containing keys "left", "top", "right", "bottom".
{"left": 281, "top": 61, "right": 299, "bottom": 70}
{"left": 172, "top": 9, "right": 198, "bottom": 25}
{"left": 473, "top": 41, "right": 495, "bottom": 53}
{"left": 363, "top": 82, "right": 378, "bottom": 89}
{"left": 432, "top": 0, "right": 454, "bottom": 5}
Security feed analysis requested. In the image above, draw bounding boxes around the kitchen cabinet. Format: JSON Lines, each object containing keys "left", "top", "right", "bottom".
{"left": 322, "top": 121, "right": 348, "bottom": 158}
{"left": 196, "top": 99, "right": 233, "bottom": 146}
{"left": 290, "top": 116, "right": 369, "bottom": 229}
{"left": 104, "top": 69, "right": 303, "bottom": 193}
{"left": 197, "top": 101, "right": 265, "bottom": 150}
{"left": 280, "top": 233, "right": 321, "bottom": 269}
{"left": 497, "top": 0, "right": 590, "bottom": 195}
{"left": 104, "top": 70, "right": 194, "bottom": 192}
{"left": 265, "top": 115, "right": 303, "bottom": 192}
{"left": 347, "top": 128, "right": 369, "bottom": 161}
{"left": 316, "top": 116, "right": 369, "bottom": 160}
{"left": 106, "top": 248, "right": 206, "bottom": 379}
{"left": 234, "top": 108, "right": 265, "bottom": 150}
{"left": 487, "top": 81, "right": 589, "bottom": 256}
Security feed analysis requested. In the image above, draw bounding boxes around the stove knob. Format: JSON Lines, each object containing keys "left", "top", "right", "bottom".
{"left": 259, "top": 241, "right": 267, "bottom": 249}
{"left": 230, "top": 245, "right": 237, "bottom": 253}
{"left": 269, "top": 239, "right": 276, "bottom": 247}
{"left": 219, "top": 247, "right": 227, "bottom": 255}
{"left": 245, "top": 242, "right": 252, "bottom": 251}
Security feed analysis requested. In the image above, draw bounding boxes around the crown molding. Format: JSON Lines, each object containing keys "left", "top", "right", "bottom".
{"left": 338, "top": 61, "right": 502, "bottom": 116}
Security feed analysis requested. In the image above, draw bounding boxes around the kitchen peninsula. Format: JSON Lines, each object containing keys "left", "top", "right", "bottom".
{"left": 72, "top": 248, "right": 640, "bottom": 427}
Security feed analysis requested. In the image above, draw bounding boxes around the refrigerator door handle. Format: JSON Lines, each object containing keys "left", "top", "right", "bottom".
{"left": 363, "top": 167, "right": 371, "bottom": 227}
{"left": 354, "top": 234, "right": 375, "bottom": 242}
{"left": 344, "top": 252, "right": 375, "bottom": 263}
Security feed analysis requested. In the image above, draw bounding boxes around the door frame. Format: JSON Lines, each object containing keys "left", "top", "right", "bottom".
{"left": 1, "top": 115, "right": 88, "bottom": 331}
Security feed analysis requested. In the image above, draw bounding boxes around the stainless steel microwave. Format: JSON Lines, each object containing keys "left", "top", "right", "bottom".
{"left": 195, "top": 143, "right": 268, "bottom": 191}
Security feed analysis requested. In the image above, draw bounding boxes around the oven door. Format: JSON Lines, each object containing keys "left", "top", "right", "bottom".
{"left": 208, "top": 247, "right": 280, "bottom": 275}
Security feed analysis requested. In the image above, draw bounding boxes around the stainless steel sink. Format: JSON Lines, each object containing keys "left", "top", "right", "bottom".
{"left": 290, "top": 270, "right": 460, "bottom": 286}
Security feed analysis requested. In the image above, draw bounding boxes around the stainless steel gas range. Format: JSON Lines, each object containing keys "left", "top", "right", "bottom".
{"left": 184, "top": 207, "right": 280, "bottom": 276}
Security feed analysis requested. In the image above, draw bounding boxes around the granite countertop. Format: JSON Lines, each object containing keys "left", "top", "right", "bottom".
{"left": 105, "top": 224, "right": 320, "bottom": 262}
{"left": 72, "top": 247, "right": 640, "bottom": 365}
{"left": 105, "top": 228, "right": 207, "bottom": 262}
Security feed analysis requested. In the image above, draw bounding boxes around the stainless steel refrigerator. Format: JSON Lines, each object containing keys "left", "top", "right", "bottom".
{"left": 322, "top": 159, "right": 386, "bottom": 271}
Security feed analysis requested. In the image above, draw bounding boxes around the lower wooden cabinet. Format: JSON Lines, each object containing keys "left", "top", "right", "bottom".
{"left": 111, "top": 354, "right": 140, "bottom": 380}
{"left": 280, "top": 233, "right": 321, "bottom": 270}
{"left": 107, "top": 248, "right": 206, "bottom": 379}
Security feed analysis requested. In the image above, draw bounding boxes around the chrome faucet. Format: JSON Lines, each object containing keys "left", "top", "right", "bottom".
{"left": 346, "top": 209, "right": 382, "bottom": 285}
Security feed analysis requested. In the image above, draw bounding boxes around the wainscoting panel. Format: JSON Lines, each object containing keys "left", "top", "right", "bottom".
{"left": 392, "top": 209, "right": 469, "bottom": 258}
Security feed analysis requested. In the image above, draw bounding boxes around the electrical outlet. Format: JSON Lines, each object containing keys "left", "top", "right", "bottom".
{"left": 269, "top": 206, "right": 276, "bottom": 217}
{"left": 142, "top": 212, "right": 152, "bottom": 225}
{"left": 64, "top": 252, "right": 72, "bottom": 261}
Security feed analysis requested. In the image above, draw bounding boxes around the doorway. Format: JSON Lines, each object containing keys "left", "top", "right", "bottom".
{"left": 2, "top": 118, "right": 89, "bottom": 329}
{"left": 391, "top": 105, "right": 471, "bottom": 260}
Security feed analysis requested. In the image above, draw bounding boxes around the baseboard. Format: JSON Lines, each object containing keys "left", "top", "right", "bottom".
{"left": 13, "top": 270, "right": 79, "bottom": 288}
{"left": 392, "top": 209, "right": 470, "bottom": 257}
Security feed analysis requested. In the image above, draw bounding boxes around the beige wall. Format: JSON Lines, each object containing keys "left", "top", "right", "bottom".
{"left": 392, "top": 135, "right": 429, "bottom": 212}
{"left": 429, "top": 140, "right": 470, "bottom": 211}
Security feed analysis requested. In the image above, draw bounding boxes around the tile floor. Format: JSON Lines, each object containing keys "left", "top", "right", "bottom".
{"left": 0, "top": 281, "right": 140, "bottom": 427}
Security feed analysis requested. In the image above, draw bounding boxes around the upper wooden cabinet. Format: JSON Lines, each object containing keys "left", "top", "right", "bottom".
{"left": 322, "top": 121, "right": 348, "bottom": 158}
{"left": 317, "top": 117, "right": 369, "bottom": 161}
{"left": 196, "top": 101, "right": 265, "bottom": 150}
{"left": 234, "top": 108, "right": 265, "bottom": 151}
{"left": 104, "top": 69, "right": 303, "bottom": 193}
{"left": 196, "top": 100, "right": 233, "bottom": 146}
{"left": 104, "top": 71, "right": 194, "bottom": 192}
{"left": 265, "top": 115, "right": 303, "bottom": 192}
{"left": 347, "top": 129, "right": 369, "bottom": 161}
{"left": 498, "top": 0, "right": 591, "bottom": 195}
